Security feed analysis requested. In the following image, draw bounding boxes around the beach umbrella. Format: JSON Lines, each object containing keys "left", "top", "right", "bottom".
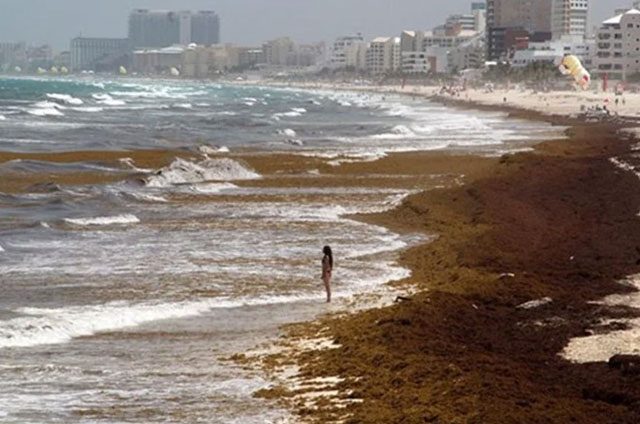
{"left": 558, "top": 55, "right": 590, "bottom": 90}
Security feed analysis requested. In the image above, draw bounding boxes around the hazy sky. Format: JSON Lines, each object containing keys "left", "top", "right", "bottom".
{"left": 0, "top": 0, "right": 634, "bottom": 51}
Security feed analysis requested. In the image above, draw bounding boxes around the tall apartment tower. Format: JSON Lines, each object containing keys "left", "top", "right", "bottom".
{"left": 551, "top": 0, "right": 589, "bottom": 39}
{"left": 487, "top": 0, "right": 552, "bottom": 33}
{"left": 129, "top": 10, "right": 221, "bottom": 48}
{"left": 191, "top": 11, "right": 221, "bottom": 45}
{"left": 487, "top": 0, "right": 553, "bottom": 59}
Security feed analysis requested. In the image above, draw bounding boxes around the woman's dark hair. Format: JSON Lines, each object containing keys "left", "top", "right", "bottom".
{"left": 323, "top": 245, "right": 333, "bottom": 268}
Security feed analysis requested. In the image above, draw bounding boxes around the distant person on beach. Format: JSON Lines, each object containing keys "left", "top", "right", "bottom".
{"left": 321, "top": 246, "right": 333, "bottom": 303}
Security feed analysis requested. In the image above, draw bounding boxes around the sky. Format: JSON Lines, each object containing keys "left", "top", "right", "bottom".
{"left": 0, "top": 0, "right": 634, "bottom": 51}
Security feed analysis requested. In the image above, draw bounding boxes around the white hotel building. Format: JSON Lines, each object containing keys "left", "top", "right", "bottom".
{"left": 366, "top": 37, "right": 400, "bottom": 74}
{"left": 551, "top": 0, "right": 589, "bottom": 39}
{"left": 330, "top": 35, "right": 368, "bottom": 70}
{"left": 594, "top": 8, "right": 640, "bottom": 80}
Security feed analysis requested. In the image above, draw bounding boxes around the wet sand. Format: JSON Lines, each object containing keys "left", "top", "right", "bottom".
{"left": 249, "top": 113, "right": 640, "bottom": 422}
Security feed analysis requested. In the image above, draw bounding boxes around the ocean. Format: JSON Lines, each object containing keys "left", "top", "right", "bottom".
{"left": 0, "top": 76, "right": 561, "bottom": 423}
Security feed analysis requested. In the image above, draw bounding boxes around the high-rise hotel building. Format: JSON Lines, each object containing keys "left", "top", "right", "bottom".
{"left": 129, "top": 10, "right": 220, "bottom": 49}
{"left": 551, "top": 0, "right": 589, "bottom": 39}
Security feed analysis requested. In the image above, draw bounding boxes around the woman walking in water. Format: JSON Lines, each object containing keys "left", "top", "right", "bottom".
{"left": 321, "top": 246, "right": 333, "bottom": 303}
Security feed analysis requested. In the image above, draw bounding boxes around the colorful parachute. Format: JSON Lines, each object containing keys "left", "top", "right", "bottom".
{"left": 558, "top": 55, "right": 590, "bottom": 90}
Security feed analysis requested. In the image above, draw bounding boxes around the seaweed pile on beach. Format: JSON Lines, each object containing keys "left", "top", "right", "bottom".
{"left": 257, "top": 118, "right": 640, "bottom": 423}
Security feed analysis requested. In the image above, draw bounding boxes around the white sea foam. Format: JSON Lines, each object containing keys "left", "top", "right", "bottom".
{"left": 198, "top": 145, "right": 230, "bottom": 155}
{"left": 26, "top": 107, "right": 64, "bottom": 117}
{"left": 92, "top": 93, "right": 126, "bottom": 106}
{"left": 145, "top": 158, "right": 261, "bottom": 188}
{"left": 0, "top": 115, "right": 6, "bottom": 121}
{"left": 118, "top": 157, "right": 153, "bottom": 173}
{"left": 63, "top": 214, "right": 140, "bottom": 226}
{"left": 172, "top": 103, "right": 193, "bottom": 109}
{"left": 71, "top": 106, "right": 104, "bottom": 113}
{"left": 562, "top": 276, "right": 640, "bottom": 363}
{"left": 372, "top": 125, "right": 416, "bottom": 140}
{"left": 279, "top": 128, "right": 297, "bottom": 138}
{"left": 273, "top": 108, "right": 306, "bottom": 120}
{"left": 0, "top": 244, "right": 4, "bottom": 253}
{"left": 190, "top": 182, "right": 239, "bottom": 194}
{"left": 0, "top": 270, "right": 413, "bottom": 349}
{"left": 46, "top": 93, "right": 84, "bottom": 106}
{"left": 127, "top": 192, "right": 169, "bottom": 203}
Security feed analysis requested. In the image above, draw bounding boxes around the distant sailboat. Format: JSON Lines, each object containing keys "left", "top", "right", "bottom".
{"left": 119, "top": 66, "right": 127, "bottom": 75}
{"left": 170, "top": 67, "right": 180, "bottom": 77}
{"left": 60, "top": 66, "right": 69, "bottom": 74}
{"left": 37, "top": 67, "right": 46, "bottom": 74}
{"left": 50, "top": 66, "right": 59, "bottom": 74}
{"left": 14, "top": 66, "right": 22, "bottom": 73}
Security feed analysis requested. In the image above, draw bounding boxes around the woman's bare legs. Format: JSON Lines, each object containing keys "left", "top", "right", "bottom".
{"left": 323, "top": 276, "right": 331, "bottom": 303}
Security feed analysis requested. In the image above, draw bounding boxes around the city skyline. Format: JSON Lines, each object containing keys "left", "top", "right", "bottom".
{"left": 0, "top": 0, "right": 633, "bottom": 51}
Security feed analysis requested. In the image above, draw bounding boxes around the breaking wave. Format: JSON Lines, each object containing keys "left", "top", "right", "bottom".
{"left": 46, "top": 93, "right": 84, "bottom": 106}
{"left": 145, "top": 158, "right": 261, "bottom": 188}
{"left": 63, "top": 214, "right": 140, "bottom": 226}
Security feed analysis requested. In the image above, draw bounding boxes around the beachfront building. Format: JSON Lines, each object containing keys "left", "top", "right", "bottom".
{"left": 182, "top": 44, "right": 232, "bottom": 77}
{"left": 330, "top": 34, "right": 366, "bottom": 69}
{"left": 551, "top": 0, "right": 589, "bottom": 40}
{"left": 237, "top": 48, "right": 264, "bottom": 69}
{"left": 133, "top": 45, "right": 184, "bottom": 75}
{"left": 262, "top": 37, "right": 296, "bottom": 66}
{"left": 128, "top": 9, "right": 220, "bottom": 49}
{"left": 511, "top": 36, "right": 593, "bottom": 68}
{"left": 593, "top": 8, "right": 640, "bottom": 81}
{"left": 191, "top": 11, "right": 221, "bottom": 45}
{"left": 487, "top": 0, "right": 552, "bottom": 33}
{"left": 70, "top": 37, "right": 131, "bottom": 71}
{"left": 290, "top": 43, "right": 326, "bottom": 67}
{"left": 487, "top": 0, "right": 553, "bottom": 60}
{"left": 366, "top": 37, "right": 400, "bottom": 74}
{"left": 400, "top": 31, "right": 429, "bottom": 73}
{"left": 0, "top": 42, "right": 27, "bottom": 69}
{"left": 422, "top": 29, "right": 480, "bottom": 49}
{"left": 424, "top": 47, "right": 451, "bottom": 74}
{"left": 445, "top": 8, "right": 486, "bottom": 33}
{"left": 448, "top": 32, "right": 487, "bottom": 71}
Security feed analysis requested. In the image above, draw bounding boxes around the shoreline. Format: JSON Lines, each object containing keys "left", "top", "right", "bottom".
{"left": 5, "top": 79, "right": 640, "bottom": 421}
{"left": 245, "top": 88, "right": 640, "bottom": 422}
